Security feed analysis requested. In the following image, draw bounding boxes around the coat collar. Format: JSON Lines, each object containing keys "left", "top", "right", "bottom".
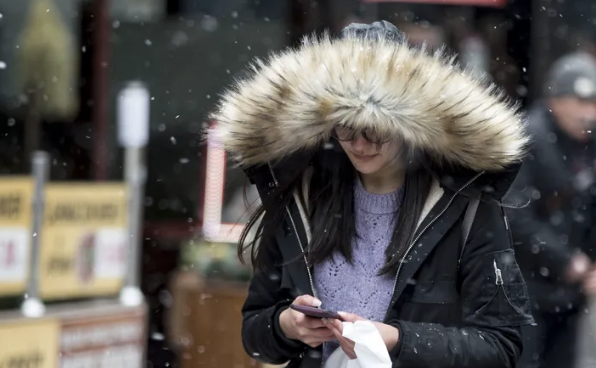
{"left": 416, "top": 179, "right": 444, "bottom": 229}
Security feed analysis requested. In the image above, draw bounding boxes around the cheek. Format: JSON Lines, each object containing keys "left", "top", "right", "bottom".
{"left": 379, "top": 142, "right": 402, "bottom": 161}
{"left": 338, "top": 140, "right": 351, "bottom": 152}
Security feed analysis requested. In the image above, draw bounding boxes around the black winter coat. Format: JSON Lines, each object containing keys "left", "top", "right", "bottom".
{"left": 208, "top": 20, "right": 534, "bottom": 368}
{"left": 240, "top": 164, "right": 534, "bottom": 368}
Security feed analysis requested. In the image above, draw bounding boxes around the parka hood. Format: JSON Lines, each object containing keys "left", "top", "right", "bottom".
{"left": 210, "top": 21, "right": 528, "bottom": 173}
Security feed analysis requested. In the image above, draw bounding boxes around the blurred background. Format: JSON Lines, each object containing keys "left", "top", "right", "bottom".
{"left": 0, "top": 0, "right": 594, "bottom": 367}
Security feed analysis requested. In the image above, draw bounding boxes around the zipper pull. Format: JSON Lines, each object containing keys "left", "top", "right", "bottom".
{"left": 493, "top": 260, "right": 503, "bottom": 285}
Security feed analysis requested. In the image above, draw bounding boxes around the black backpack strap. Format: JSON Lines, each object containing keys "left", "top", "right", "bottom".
{"left": 458, "top": 197, "right": 480, "bottom": 269}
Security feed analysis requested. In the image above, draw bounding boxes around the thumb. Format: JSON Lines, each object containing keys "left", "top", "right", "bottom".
{"left": 338, "top": 311, "right": 365, "bottom": 322}
{"left": 294, "top": 295, "right": 322, "bottom": 307}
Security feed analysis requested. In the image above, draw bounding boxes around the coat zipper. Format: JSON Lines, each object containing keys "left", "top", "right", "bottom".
{"left": 383, "top": 171, "right": 484, "bottom": 321}
{"left": 267, "top": 163, "right": 319, "bottom": 300}
{"left": 493, "top": 260, "right": 503, "bottom": 285}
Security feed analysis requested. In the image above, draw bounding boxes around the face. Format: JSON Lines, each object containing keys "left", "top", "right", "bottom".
{"left": 334, "top": 126, "right": 402, "bottom": 175}
{"left": 549, "top": 97, "right": 596, "bottom": 142}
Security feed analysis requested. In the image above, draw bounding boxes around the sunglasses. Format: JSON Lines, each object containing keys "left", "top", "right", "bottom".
{"left": 331, "top": 126, "right": 391, "bottom": 145}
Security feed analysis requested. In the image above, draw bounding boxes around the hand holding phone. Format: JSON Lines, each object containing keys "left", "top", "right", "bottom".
{"left": 279, "top": 295, "right": 337, "bottom": 348}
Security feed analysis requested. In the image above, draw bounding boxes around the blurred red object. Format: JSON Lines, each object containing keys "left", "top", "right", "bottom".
{"left": 364, "top": 0, "right": 506, "bottom": 7}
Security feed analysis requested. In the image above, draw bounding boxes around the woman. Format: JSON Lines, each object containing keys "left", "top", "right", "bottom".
{"left": 210, "top": 20, "right": 534, "bottom": 368}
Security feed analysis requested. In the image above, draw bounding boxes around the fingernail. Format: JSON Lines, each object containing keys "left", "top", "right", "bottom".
{"left": 338, "top": 311, "right": 347, "bottom": 317}
{"left": 312, "top": 298, "right": 322, "bottom": 307}
{"left": 322, "top": 318, "right": 328, "bottom": 325}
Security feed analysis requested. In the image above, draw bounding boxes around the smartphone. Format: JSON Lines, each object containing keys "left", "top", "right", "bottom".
{"left": 290, "top": 305, "right": 344, "bottom": 320}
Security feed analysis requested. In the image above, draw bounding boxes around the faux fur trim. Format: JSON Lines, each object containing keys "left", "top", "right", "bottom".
{"left": 210, "top": 33, "right": 528, "bottom": 172}
{"left": 417, "top": 179, "right": 444, "bottom": 229}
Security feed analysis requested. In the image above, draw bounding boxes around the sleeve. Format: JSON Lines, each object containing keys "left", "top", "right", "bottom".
{"left": 505, "top": 159, "right": 574, "bottom": 281}
{"left": 387, "top": 200, "right": 534, "bottom": 368}
{"left": 241, "top": 239, "right": 305, "bottom": 364}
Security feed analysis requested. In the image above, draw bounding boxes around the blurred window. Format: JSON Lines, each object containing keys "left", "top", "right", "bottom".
{"left": 108, "top": 0, "right": 287, "bottom": 222}
{"left": 221, "top": 158, "right": 260, "bottom": 225}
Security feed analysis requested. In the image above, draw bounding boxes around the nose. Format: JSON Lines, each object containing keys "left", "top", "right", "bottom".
{"left": 350, "top": 134, "right": 372, "bottom": 152}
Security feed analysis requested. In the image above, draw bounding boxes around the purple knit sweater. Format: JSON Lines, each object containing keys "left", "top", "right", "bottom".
{"left": 314, "top": 178, "right": 404, "bottom": 363}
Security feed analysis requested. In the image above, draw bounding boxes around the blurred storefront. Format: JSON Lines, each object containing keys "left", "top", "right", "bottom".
{"left": 0, "top": 2, "right": 148, "bottom": 368}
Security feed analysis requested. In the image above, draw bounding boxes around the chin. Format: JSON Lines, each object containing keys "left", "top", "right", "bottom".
{"left": 352, "top": 161, "right": 383, "bottom": 175}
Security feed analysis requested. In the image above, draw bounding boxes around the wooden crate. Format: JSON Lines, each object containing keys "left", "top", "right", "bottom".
{"left": 169, "top": 271, "right": 259, "bottom": 368}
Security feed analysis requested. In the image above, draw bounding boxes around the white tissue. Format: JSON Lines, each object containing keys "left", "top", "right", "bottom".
{"left": 324, "top": 320, "right": 392, "bottom": 368}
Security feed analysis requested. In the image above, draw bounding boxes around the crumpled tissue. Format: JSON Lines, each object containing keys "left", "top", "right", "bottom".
{"left": 324, "top": 320, "right": 392, "bottom": 368}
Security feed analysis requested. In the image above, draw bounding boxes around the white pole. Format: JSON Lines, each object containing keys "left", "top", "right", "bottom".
{"left": 21, "top": 151, "right": 49, "bottom": 317}
{"left": 117, "top": 81, "right": 150, "bottom": 306}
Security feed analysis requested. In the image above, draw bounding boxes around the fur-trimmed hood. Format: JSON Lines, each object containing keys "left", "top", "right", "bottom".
{"left": 210, "top": 22, "right": 528, "bottom": 173}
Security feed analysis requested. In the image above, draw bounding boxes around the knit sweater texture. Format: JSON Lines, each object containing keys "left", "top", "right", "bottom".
{"left": 314, "top": 178, "right": 404, "bottom": 363}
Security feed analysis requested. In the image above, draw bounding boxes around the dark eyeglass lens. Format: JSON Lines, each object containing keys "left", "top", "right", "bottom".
{"left": 332, "top": 127, "right": 390, "bottom": 144}
{"left": 361, "top": 131, "right": 390, "bottom": 145}
{"left": 334, "top": 127, "right": 355, "bottom": 141}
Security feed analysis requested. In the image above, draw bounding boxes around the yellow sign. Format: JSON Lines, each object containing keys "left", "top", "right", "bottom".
{"left": 0, "top": 317, "right": 59, "bottom": 368}
{"left": 39, "top": 183, "right": 128, "bottom": 300}
{"left": 0, "top": 176, "right": 34, "bottom": 295}
{"left": 59, "top": 304, "right": 146, "bottom": 368}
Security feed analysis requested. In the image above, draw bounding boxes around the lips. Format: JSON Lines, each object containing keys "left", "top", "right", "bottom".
{"left": 352, "top": 153, "right": 377, "bottom": 161}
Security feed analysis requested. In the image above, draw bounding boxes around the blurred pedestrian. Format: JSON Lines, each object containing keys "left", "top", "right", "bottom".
{"left": 506, "top": 51, "right": 596, "bottom": 368}
{"left": 210, "top": 20, "right": 533, "bottom": 368}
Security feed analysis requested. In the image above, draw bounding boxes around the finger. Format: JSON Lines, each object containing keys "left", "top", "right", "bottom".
{"left": 346, "top": 350, "right": 357, "bottom": 359}
{"left": 306, "top": 334, "right": 337, "bottom": 348}
{"left": 326, "top": 321, "right": 343, "bottom": 340}
{"left": 300, "top": 328, "right": 334, "bottom": 347}
{"left": 342, "top": 337, "right": 356, "bottom": 353}
{"left": 309, "top": 332, "right": 337, "bottom": 343}
{"left": 298, "top": 316, "right": 326, "bottom": 329}
{"left": 323, "top": 318, "right": 342, "bottom": 333}
{"left": 328, "top": 327, "right": 353, "bottom": 353}
{"left": 309, "top": 327, "right": 335, "bottom": 339}
{"left": 294, "top": 295, "right": 322, "bottom": 307}
{"left": 335, "top": 332, "right": 354, "bottom": 347}
{"left": 296, "top": 322, "right": 334, "bottom": 338}
{"left": 342, "top": 347, "right": 357, "bottom": 360}
{"left": 337, "top": 339, "right": 357, "bottom": 359}
{"left": 329, "top": 318, "right": 344, "bottom": 333}
{"left": 338, "top": 311, "right": 365, "bottom": 322}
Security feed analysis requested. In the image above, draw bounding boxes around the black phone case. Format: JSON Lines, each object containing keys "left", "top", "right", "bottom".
{"left": 290, "top": 305, "right": 344, "bottom": 320}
